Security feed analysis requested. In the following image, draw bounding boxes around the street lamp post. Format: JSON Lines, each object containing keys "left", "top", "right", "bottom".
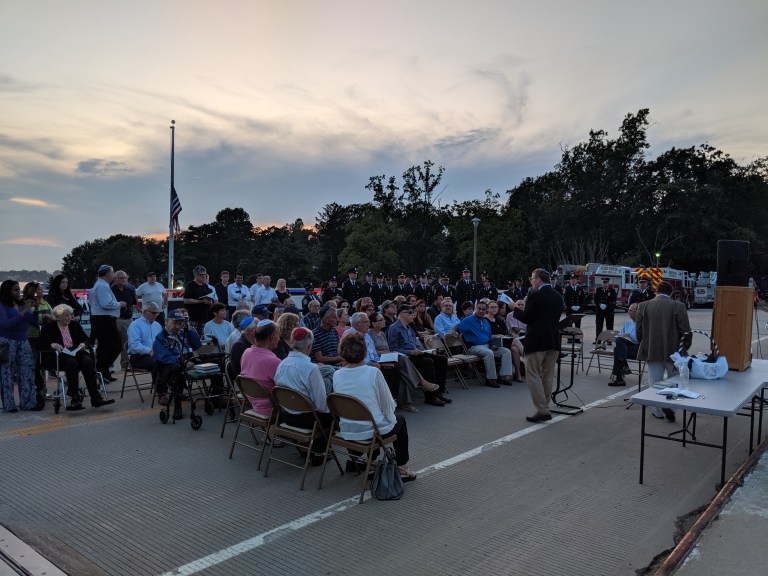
{"left": 471, "top": 216, "right": 481, "bottom": 281}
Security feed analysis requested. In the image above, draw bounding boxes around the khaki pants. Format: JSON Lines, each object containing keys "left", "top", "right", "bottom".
{"left": 524, "top": 350, "right": 559, "bottom": 416}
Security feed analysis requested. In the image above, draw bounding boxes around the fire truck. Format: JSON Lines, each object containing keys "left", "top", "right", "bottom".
{"left": 634, "top": 267, "right": 696, "bottom": 309}
{"left": 693, "top": 271, "right": 717, "bottom": 306}
{"left": 583, "top": 264, "right": 637, "bottom": 307}
{"left": 582, "top": 264, "right": 696, "bottom": 309}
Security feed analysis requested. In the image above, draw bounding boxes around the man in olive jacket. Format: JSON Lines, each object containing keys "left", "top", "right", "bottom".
{"left": 636, "top": 281, "right": 691, "bottom": 421}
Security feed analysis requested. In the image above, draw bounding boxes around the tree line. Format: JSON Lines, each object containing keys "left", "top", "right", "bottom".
{"left": 60, "top": 109, "right": 768, "bottom": 289}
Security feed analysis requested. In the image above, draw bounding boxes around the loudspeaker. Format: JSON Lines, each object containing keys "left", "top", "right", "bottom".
{"left": 716, "top": 240, "right": 750, "bottom": 287}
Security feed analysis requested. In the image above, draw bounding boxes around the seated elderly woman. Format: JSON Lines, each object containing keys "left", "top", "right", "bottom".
{"left": 39, "top": 304, "right": 115, "bottom": 410}
{"left": 332, "top": 331, "right": 417, "bottom": 482}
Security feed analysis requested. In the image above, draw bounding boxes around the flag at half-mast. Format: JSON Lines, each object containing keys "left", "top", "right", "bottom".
{"left": 170, "top": 185, "right": 182, "bottom": 234}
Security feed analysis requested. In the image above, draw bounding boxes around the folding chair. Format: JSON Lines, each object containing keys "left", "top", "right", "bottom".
{"left": 441, "top": 332, "right": 483, "bottom": 386}
{"left": 120, "top": 342, "right": 154, "bottom": 402}
{"left": 228, "top": 376, "right": 276, "bottom": 470}
{"left": 586, "top": 330, "right": 618, "bottom": 376}
{"left": 219, "top": 359, "right": 244, "bottom": 438}
{"left": 422, "top": 334, "right": 466, "bottom": 389}
{"left": 263, "top": 386, "right": 343, "bottom": 490}
{"left": 319, "top": 393, "right": 398, "bottom": 504}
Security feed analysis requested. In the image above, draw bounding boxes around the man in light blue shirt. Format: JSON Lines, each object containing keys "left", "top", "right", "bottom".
{"left": 434, "top": 299, "right": 460, "bottom": 336}
{"left": 127, "top": 302, "right": 163, "bottom": 384}
{"left": 89, "top": 265, "right": 125, "bottom": 381}
{"left": 457, "top": 301, "right": 513, "bottom": 388}
{"left": 609, "top": 303, "right": 639, "bottom": 387}
{"left": 255, "top": 275, "right": 277, "bottom": 306}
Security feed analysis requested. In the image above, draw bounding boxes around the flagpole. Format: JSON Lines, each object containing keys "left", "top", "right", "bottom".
{"left": 168, "top": 119, "right": 175, "bottom": 291}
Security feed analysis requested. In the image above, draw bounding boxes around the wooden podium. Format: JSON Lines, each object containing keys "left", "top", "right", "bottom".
{"left": 711, "top": 286, "right": 753, "bottom": 371}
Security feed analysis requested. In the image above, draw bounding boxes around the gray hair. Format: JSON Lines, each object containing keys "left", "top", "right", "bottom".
{"left": 349, "top": 312, "right": 369, "bottom": 326}
{"left": 114, "top": 270, "right": 128, "bottom": 279}
{"left": 291, "top": 327, "right": 314, "bottom": 353}
{"left": 143, "top": 301, "right": 160, "bottom": 312}
{"left": 231, "top": 310, "right": 249, "bottom": 329}
{"left": 52, "top": 304, "right": 74, "bottom": 318}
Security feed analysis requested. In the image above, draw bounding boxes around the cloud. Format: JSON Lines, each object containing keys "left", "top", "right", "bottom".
{"left": 9, "top": 197, "right": 60, "bottom": 208}
{"left": 0, "top": 74, "right": 43, "bottom": 93}
{"left": 75, "top": 159, "right": 134, "bottom": 176}
{"left": 3, "top": 236, "right": 62, "bottom": 248}
{"left": 0, "top": 134, "right": 64, "bottom": 160}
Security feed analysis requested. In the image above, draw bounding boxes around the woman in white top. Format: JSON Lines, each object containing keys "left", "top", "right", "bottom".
{"left": 332, "top": 332, "right": 417, "bottom": 482}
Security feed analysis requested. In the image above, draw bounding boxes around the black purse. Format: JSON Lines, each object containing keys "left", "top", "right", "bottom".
{"left": 370, "top": 447, "right": 404, "bottom": 500}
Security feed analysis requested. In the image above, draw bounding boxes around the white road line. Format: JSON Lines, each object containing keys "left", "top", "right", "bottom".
{"left": 159, "top": 387, "right": 635, "bottom": 576}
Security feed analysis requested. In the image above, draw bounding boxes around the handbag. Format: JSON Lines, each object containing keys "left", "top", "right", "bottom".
{"left": 370, "top": 446, "right": 404, "bottom": 501}
{"left": 0, "top": 341, "right": 9, "bottom": 363}
{"left": 669, "top": 330, "right": 728, "bottom": 380}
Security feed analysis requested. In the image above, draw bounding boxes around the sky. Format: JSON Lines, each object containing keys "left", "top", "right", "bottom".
{"left": 1, "top": 0, "right": 766, "bottom": 273}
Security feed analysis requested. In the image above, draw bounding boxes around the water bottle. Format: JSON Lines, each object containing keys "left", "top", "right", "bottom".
{"left": 679, "top": 363, "right": 690, "bottom": 390}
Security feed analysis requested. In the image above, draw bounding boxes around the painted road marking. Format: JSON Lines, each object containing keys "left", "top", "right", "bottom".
{"left": 158, "top": 387, "right": 636, "bottom": 576}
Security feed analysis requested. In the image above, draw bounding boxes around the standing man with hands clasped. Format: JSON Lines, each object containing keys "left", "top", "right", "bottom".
{"left": 593, "top": 277, "right": 617, "bottom": 343}
{"left": 89, "top": 265, "right": 126, "bottom": 382}
{"left": 513, "top": 268, "right": 564, "bottom": 423}
{"left": 636, "top": 281, "right": 691, "bottom": 422}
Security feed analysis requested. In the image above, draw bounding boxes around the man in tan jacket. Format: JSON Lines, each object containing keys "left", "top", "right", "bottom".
{"left": 636, "top": 281, "right": 691, "bottom": 421}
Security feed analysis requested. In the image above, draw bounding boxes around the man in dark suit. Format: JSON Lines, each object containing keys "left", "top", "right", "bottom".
{"left": 361, "top": 271, "right": 374, "bottom": 298}
{"left": 391, "top": 274, "right": 412, "bottom": 297}
{"left": 322, "top": 276, "right": 341, "bottom": 303}
{"left": 455, "top": 268, "right": 476, "bottom": 316}
{"left": 371, "top": 273, "right": 389, "bottom": 308}
{"left": 594, "top": 277, "right": 618, "bottom": 341}
{"left": 636, "top": 281, "right": 691, "bottom": 422}
{"left": 437, "top": 275, "right": 456, "bottom": 300}
{"left": 414, "top": 273, "right": 433, "bottom": 303}
{"left": 342, "top": 267, "right": 363, "bottom": 304}
{"left": 476, "top": 277, "right": 498, "bottom": 301}
{"left": 628, "top": 278, "right": 655, "bottom": 305}
{"left": 563, "top": 274, "right": 585, "bottom": 327}
{"left": 513, "top": 268, "right": 564, "bottom": 423}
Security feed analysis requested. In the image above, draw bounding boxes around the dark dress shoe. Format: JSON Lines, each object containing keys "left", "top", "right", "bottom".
{"left": 526, "top": 413, "right": 552, "bottom": 423}
{"left": 608, "top": 378, "right": 626, "bottom": 387}
{"left": 485, "top": 379, "right": 501, "bottom": 388}
{"left": 66, "top": 402, "right": 85, "bottom": 411}
{"left": 424, "top": 396, "right": 445, "bottom": 407}
{"left": 622, "top": 366, "right": 632, "bottom": 375}
{"left": 7, "top": 408, "right": 19, "bottom": 413}
{"left": 662, "top": 408, "right": 676, "bottom": 422}
{"left": 499, "top": 377, "right": 514, "bottom": 386}
{"left": 92, "top": 398, "right": 115, "bottom": 408}
{"left": 100, "top": 373, "right": 117, "bottom": 382}
{"left": 435, "top": 392, "right": 452, "bottom": 404}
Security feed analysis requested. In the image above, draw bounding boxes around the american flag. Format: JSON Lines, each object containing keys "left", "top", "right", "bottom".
{"left": 170, "top": 184, "right": 182, "bottom": 234}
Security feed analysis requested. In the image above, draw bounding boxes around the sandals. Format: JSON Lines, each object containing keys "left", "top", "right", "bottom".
{"left": 398, "top": 466, "right": 417, "bottom": 482}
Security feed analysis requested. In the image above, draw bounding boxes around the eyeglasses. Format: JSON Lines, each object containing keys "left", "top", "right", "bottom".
{"left": 145, "top": 310, "right": 159, "bottom": 315}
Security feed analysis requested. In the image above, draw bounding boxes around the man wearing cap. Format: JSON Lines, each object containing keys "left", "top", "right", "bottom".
{"left": 594, "top": 277, "right": 618, "bottom": 341}
{"left": 371, "top": 273, "right": 388, "bottom": 308}
{"left": 414, "top": 273, "right": 433, "bottom": 303}
{"left": 361, "top": 271, "right": 374, "bottom": 298}
{"left": 301, "top": 284, "right": 321, "bottom": 314}
{"left": 90, "top": 265, "right": 125, "bottom": 382}
{"left": 322, "top": 276, "right": 341, "bottom": 303}
{"left": 563, "top": 274, "right": 586, "bottom": 328}
{"left": 437, "top": 275, "right": 456, "bottom": 301}
{"left": 477, "top": 277, "right": 498, "bottom": 302}
{"left": 458, "top": 301, "right": 514, "bottom": 387}
{"left": 275, "top": 327, "right": 333, "bottom": 462}
{"left": 127, "top": 301, "right": 163, "bottom": 386}
{"left": 628, "top": 277, "right": 655, "bottom": 306}
{"left": 387, "top": 304, "right": 450, "bottom": 407}
{"left": 153, "top": 309, "right": 203, "bottom": 419}
{"left": 183, "top": 265, "right": 215, "bottom": 333}
{"left": 227, "top": 272, "right": 249, "bottom": 318}
{"left": 136, "top": 272, "right": 168, "bottom": 323}
{"left": 342, "top": 267, "right": 363, "bottom": 305}
{"left": 455, "top": 268, "right": 476, "bottom": 316}
{"left": 391, "top": 274, "right": 411, "bottom": 297}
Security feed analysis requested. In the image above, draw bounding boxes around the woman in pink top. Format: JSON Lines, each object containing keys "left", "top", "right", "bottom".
{"left": 239, "top": 320, "right": 281, "bottom": 415}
